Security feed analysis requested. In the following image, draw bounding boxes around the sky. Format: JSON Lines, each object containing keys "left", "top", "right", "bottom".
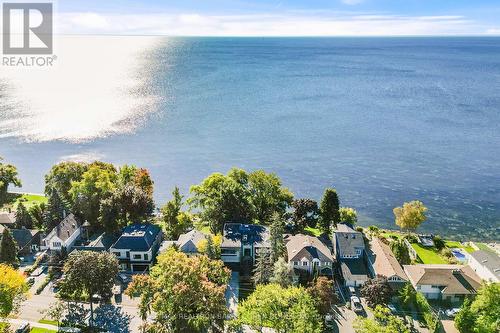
{"left": 13, "top": 0, "right": 500, "bottom": 36}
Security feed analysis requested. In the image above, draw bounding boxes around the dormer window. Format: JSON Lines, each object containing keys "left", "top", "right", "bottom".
{"left": 242, "top": 235, "right": 248, "bottom": 241}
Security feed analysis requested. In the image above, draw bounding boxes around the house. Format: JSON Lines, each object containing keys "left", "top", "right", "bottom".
{"left": 368, "top": 237, "right": 408, "bottom": 289}
{"left": 0, "top": 211, "right": 16, "bottom": 227}
{"left": 177, "top": 230, "right": 207, "bottom": 255}
{"left": 109, "top": 223, "right": 162, "bottom": 273}
{"left": 403, "top": 264, "right": 482, "bottom": 303}
{"left": 285, "top": 234, "right": 334, "bottom": 276}
{"left": 467, "top": 250, "right": 500, "bottom": 282}
{"left": 40, "top": 214, "right": 81, "bottom": 252}
{"left": 333, "top": 224, "right": 369, "bottom": 287}
{"left": 72, "top": 232, "right": 118, "bottom": 252}
{"left": 220, "top": 223, "right": 270, "bottom": 266}
{"left": 11, "top": 229, "right": 41, "bottom": 255}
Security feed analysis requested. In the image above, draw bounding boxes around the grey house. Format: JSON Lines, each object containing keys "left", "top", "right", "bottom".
{"left": 333, "top": 224, "right": 369, "bottom": 287}
{"left": 220, "top": 223, "right": 270, "bottom": 267}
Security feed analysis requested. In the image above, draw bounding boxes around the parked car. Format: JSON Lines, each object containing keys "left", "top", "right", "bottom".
{"left": 350, "top": 296, "right": 363, "bottom": 313}
{"left": 348, "top": 286, "right": 356, "bottom": 295}
{"left": 325, "top": 314, "right": 335, "bottom": 328}
{"left": 445, "top": 308, "right": 461, "bottom": 318}
{"left": 15, "top": 322, "right": 30, "bottom": 333}
{"left": 27, "top": 277, "right": 35, "bottom": 286}
{"left": 118, "top": 273, "right": 131, "bottom": 284}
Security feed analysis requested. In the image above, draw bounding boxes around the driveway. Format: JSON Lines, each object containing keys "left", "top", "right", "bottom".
{"left": 225, "top": 271, "right": 239, "bottom": 317}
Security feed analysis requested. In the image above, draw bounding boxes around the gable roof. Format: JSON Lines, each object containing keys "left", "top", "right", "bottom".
{"left": 340, "top": 258, "right": 369, "bottom": 281}
{"left": 0, "top": 212, "right": 16, "bottom": 225}
{"left": 10, "top": 229, "right": 40, "bottom": 249}
{"left": 111, "top": 223, "right": 161, "bottom": 251}
{"left": 370, "top": 237, "right": 408, "bottom": 281}
{"left": 221, "top": 223, "right": 270, "bottom": 248}
{"left": 469, "top": 250, "right": 500, "bottom": 280}
{"left": 403, "top": 264, "right": 482, "bottom": 295}
{"left": 45, "top": 214, "right": 80, "bottom": 243}
{"left": 334, "top": 224, "right": 365, "bottom": 256}
{"left": 177, "top": 230, "right": 207, "bottom": 253}
{"left": 286, "top": 234, "right": 334, "bottom": 262}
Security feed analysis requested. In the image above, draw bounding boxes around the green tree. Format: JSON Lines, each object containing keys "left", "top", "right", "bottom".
{"left": 319, "top": 188, "right": 340, "bottom": 233}
{"left": 0, "top": 157, "right": 22, "bottom": 204}
{"left": 339, "top": 207, "right": 358, "bottom": 226}
{"left": 0, "top": 264, "right": 27, "bottom": 318}
{"left": 189, "top": 171, "right": 254, "bottom": 234}
{"left": 455, "top": 283, "right": 500, "bottom": 333}
{"left": 398, "top": 283, "right": 416, "bottom": 310}
{"left": 14, "top": 202, "right": 33, "bottom": 229}
{"left": 238, "top": 283, "right": 323, "bottom": 333}
{"left": 270, "top": 257, "right": 293, "bottom": 287}
{"left": 0, "top": 229, "right": 18, "bottom": 267}
{"left": 29, "top": 202, "right": 47, "bottom": 230}
{"left": 247, "top": 170, "right": 293, "bottom": 224}
{"left": 253, "top": 250, "right": 272, "bottom": 285}
{"left": 69, "top": 164, "right": 117, "bottom": 228}
{"left": 269, "top": 212, "right": 286, "bottom": 264}
{"left": 307, "top": 277, "right": 336, "bottom": 316}
{"left": 390, "top": 239, "right": 411, "bottom": 265}
{"left": 197, "top": 234, "right": 222, "bottom": 259}
{"left": 44, "top": 161, "right": 88, "bottom": 207}
{"left": 159, "top": 187, "right": 192, "bottom": 240}
{"left": 393, "top": 200, "right": 427, "bottom": 233}
{"left": 58, "top": 251, "right": 119, "bottom": 327}
{"left": 126, "top": 248, "right": 231, "bottom": 333}
{"left": 354, "top": 305, "right": 409, "bottom": 333}
{"left": 360, "top": 276, "right": 393, "bottom": 308}
{"left": 291, "top": 199, "right": 319, "bottom": 232}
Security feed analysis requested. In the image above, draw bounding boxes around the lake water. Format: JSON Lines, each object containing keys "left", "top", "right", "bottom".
{"left": 1, "top": 37, "right": 499, "bottom": 241}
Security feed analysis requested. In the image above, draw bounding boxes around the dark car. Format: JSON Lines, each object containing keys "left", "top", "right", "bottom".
{"left": 15, "top": 322, "right": 30, "bottom": 333}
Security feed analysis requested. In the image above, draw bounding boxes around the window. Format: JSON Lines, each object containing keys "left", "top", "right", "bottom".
{"left": 302, "top": 261, "right": 308, "bottom": 266}
{"left": 126, "top": 251, "right": 130, "bottom": 258}
{"left": 133, "top": 254, "right": 142, "bottom": 260}
{"left": 355, "top": 249, "right": 362, "bottom": 256}
{"left": 221, "top": 249, "right": 237, "bottom": 256}
{"left": 114, "top": 252, "right": 121, "bottom": 257}
{"left": 294, "top": 261, "right": 299, "bottom": 266}
{"left": 144, "top": 254, "right": 149, "bottom": 261}
{"left": 52, "top": 242, "right": 61, "bottom": 248}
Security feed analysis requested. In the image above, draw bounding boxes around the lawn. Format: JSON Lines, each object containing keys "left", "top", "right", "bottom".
{"left": 30, "top": 328, "right": 57, "bottom": 333}
{"left": 411, "top": 243, "right": 448, "bottom": 264}
{"left": 38, "top": 319, "right": 58, "bottom": 326}
{"left": 444, "top": 241, "right": 476, "bottom": 254}
{"left": 304, "top": 226, "right": 323, "bottom": 237}
{"left": 0, "top": 192, "right": 47, "bottom": 211}
{"left": 475, "top": 242, "right": 495, "bottom": 253}
{"left": 380, "top": 231, "right": 403, "bottom": 240}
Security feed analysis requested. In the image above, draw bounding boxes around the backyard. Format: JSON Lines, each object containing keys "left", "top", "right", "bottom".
{"left": 0, "top": 192, "right": 47, "bottom": 210}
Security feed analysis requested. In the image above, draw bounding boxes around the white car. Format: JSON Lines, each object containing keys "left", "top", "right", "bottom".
{"left": 445, "top": 308, "right": 461, "bottom": 318}
{"left": 350, "top": 296, "right": 363, "bottom": 313}
{"left": 388, "top": 304, "right": 397, "bottom": 313}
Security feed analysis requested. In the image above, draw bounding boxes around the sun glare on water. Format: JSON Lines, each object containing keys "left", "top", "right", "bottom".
{"left": 0, "top": 35, "right": 163, "bottom": 143}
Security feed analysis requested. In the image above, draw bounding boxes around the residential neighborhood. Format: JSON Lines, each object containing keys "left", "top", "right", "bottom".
{"left": 0, "top": 161, "right": 498, "bottom": 333}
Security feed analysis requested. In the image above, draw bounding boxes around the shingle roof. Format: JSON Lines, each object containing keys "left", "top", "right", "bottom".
{"left": 340, "top": 258, "right": 369, "bottom": 281}
{"left": 335, "top": 224, "right": 365, "bottom": 257}
{"left": 111, "top": 223, "right": 161, "bottom": 251}
{"left": 286, "top": 234, "right": 334, "bottom": 262}
{"left": 45, "top": 214, "right": 80, "bottom": 242}
{"left": 403, "top": 264, "right": 482, "bottom": 295}
{"left": 221, "top": 223, "right": 270, "bottom": 248}
{"left": 11, "top": 229, "right": 40, "bottom": 249}
{"left": 177, "top": 230, "right": 207, "bottom": 253}
{"left": 0, "top": 212, "right": 16, "bottom": 225}
{"left": 469, "top": 250, "right": 500, "bottom": 280}
{"left": 370, "top": 237, "right": 408, "bottom": 281}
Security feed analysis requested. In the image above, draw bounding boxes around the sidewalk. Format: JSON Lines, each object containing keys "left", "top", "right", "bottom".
{"left": 9, "top": 318, "right": 80, "bottom": 332}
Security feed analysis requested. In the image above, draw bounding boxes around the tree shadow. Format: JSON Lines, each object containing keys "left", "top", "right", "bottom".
{"left": 93, "top": 304, "right": 132, "bottom": 333}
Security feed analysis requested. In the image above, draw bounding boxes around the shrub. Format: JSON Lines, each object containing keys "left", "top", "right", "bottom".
{"left": 433, "top": 235, "right": 445, "bottom": 250}
{"left": 403, "top": 234, "right": 417, "bottom": 243}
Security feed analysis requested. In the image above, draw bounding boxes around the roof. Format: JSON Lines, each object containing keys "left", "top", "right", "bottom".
{"left": 111, "top": 223, "right": 161, "bottom": 251}
{"left": 87, "top": 232, "right": 117, "bottom": 250}
{"left": 45, "top": 214, "right": 80, "bottom": 242}
{"left": 403, "top": 264, "right": 482, "bottom": 295}
{"left": 370, "top": 237, "right": 408, "bottom": 281}
{"left": 469, "top": 250, "right": 500, "bottom": 280}
{"left": 177, "top": 230, "right": 207, "bottom": 253}
{"left": 0, "top": 212, "right": 16, "bottom": 225}
{"left": 286, "top": 234, "right": 334, "bottom": 262}
{"left": 340, "top": 258, "right": 369, "bottom": 281}
{"left": 221, "top": 223, "right": 270, "bottom": 248}
{"left": 10, "top": 229, "right": 40, "bottom": 249}
{"left": 335, "top": 224, "right": 365, "bottom": 256}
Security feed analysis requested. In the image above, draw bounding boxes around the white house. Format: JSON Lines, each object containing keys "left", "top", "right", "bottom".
{"left": 285, "top": 234, "right": 334, "bottom": 276}
{"left": 403, "top": 264, "right": 482, "bottom": 303}
{"left": 40, "top": 214, "right": 81, "bottom": 252}
{"left": 334, "top": 224, "right": 369, "bottom": 287}
{"left": 468, "top": 250, "right": 500, "bottom": 282}
{"left": 109, "top": 223, "right": 162, "bottom": 273}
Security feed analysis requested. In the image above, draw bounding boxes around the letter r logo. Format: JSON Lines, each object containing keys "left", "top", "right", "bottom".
{"left": 2, "top": 2, "right": 53, "bottom": 54}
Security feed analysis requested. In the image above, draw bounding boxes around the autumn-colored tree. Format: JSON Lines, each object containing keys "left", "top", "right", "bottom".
{"left": 0, "top": 264, "right": 27, "bottom": 318}
{"left": 126, "top": 248, "right": 231, "bottom": 332}
{"left": 307, "top": 277, "right": 337, "bottom": 316}
{"left": 339, "top": 207, "right": 358, "bottom": 226}
{"left": 360, "top": 276, "right": 393, "bottom": 308}
{"left": 393, "top": 200, "right": 427, "bottom": 233}
{"left": 197, "top": 234, "right": 222, "bottom": 259}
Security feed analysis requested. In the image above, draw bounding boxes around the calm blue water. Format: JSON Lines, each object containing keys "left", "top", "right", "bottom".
{"left": 1, "top": 37, "right": 500, "bottom": 241}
